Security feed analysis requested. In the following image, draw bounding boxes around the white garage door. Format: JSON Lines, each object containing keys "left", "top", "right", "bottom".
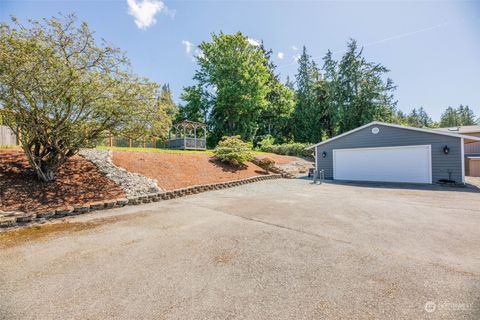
{"left": 333, "top": 145, "right": 432, "bottom": 184}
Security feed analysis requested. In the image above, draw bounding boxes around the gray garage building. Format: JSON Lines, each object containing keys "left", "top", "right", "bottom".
{"left": 307, "top": 121, "right": 480, "bottom": 185}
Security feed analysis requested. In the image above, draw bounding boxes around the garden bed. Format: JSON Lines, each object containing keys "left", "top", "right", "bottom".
{"left": 112, "top": 151, "right": 271, "bottom": 190}
{"left": 0, "top": 149, "right": 125, "bottom": 214}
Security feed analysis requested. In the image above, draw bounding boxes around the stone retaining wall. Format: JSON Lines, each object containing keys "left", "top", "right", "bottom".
{"left": 0, "top": 174, "right": 282, "bottom": 229}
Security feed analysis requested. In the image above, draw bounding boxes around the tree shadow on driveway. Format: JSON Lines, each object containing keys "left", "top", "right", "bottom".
{"left": 302, "top": 177, "right": 480, "bottom": 194}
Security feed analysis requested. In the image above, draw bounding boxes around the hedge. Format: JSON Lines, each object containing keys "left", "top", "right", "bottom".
{"left": 259, "top": 142, "right": 313, "bottom": 158}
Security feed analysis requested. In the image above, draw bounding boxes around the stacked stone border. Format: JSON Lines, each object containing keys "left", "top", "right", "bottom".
{"left": 0, "top": 174, "right": 282, "bottom": 229}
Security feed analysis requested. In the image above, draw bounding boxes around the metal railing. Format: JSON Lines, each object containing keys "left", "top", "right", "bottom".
{"left": 168, "top": 137, "right": 206, "bottom": 150}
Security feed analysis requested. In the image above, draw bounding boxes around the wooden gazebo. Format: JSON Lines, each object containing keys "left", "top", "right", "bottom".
{"left": 168, "top": 120, "right": 207, "bottom": 150}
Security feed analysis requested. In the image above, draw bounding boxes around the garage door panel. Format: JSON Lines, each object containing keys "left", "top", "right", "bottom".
{"left": 333, "top": 145, "right": 431, "bottom": 184}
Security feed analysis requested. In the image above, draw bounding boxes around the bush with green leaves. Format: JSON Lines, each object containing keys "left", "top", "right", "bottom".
{"left": 259, "top": 142, "right": 312, "bottom": 158}
{"left": 256, "top": 135, "right": 275, "bottom": 149}
{"left": 214, "top": 136, "right": 254, "bottom": 166}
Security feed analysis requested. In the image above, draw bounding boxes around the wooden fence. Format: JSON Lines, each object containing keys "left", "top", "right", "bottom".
{"left": 0, "top": 125, "right": 18, "bottom": 146}
{"left": 0, "top": 128, "right": 166, "bottom": 149}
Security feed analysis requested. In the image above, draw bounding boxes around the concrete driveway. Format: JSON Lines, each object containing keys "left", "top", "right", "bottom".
{"left": 1, "top": 179, "right": 480, "bottom": 319}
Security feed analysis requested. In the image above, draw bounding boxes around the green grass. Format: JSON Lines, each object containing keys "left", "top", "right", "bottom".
{"left": 1, "top": 144, "right": 274, "bottom": 156}
{"left": 96, "top": 146, "right": 215, "bottom": 154}
{"left": 96, "top": 145, "right": 274, "bottom": 156}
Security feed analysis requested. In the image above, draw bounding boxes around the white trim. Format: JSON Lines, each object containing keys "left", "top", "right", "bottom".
{"left": 332, "top": 144, "right": 432, "bottom": 184}
{"left": 332, "top": 148, "right": 336, "bottom": 179}
{"left": 428, "top": 144, "right": 433, "bottom": 184}
{"left": 461, "top": 138, "right": 465, "bottom": 184}
{"left": 305, "top": 121, "right": 480, "bottom": 150}
{"left": 314, "top": 146, "right": 318, "bottom": 178}
{"left": 332, "top": 144, "right": 430, "bottom": 153}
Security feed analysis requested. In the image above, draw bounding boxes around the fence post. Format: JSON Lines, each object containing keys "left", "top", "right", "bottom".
{"left": 129, "top": 139, "right": 132, "bottom": 148}
{"left": 109, "top": 134, "right": 113, "bottom": 147}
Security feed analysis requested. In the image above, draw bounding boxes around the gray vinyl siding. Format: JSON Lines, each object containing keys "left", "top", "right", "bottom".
{"left": 315, "top": 124, "right": 463, "bottom": 184}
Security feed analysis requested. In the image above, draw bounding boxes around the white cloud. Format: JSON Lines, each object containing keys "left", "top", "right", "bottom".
{"left": 127, "top": 0, "right": 174, "bottom": 30}
{"left": 292, "top": 45, "right": 298, "bottom": 51}
{"left": 293, "top": 53, "right": 301, "bottom": 62}
{"left": 182, "top": 40, "right": 193, "bottom": 54}
{"left": 247, "top": 38, "right": 261, "bottom": 47}
{"left": 277, "top": 52, "right": 284, "bottom": 59}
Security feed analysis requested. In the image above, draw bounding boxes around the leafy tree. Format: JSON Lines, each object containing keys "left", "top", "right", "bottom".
{"left": 392, "top": 109, "right": 408, "bottom": 125}
{"left": 177, "top": 85, "right": 210, "bottom": 123}
{"left": 334, "top": 39, "right": 397, "bottom": 133}
{"left": 151, "top": 84, "right": 177, "bottom": 140}
{"left": 0, "top": 15, "right": 158, "bottom": 182}
{"left": 183, "top": 32, "right": 271, "bottom": 146}
{"left": 121, "top": 84, "right": 177, "bottom": 142}
{"left": 257, "top": 44, "right": 295, "bottom": 143}
{"left": 440, "top": 105, "right": 478, "bottom": 127}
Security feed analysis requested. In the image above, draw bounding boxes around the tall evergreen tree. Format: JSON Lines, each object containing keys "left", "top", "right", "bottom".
{"left": 440, "top": 105, "right": 478, "bottom": 127}
{"left": 285, "top": 75, "right": 295, "bottom": 91}
{"left": 291, "top": 46, "right": 323, "bottom": 143}
{"left": 335, "top": 39, "right": 397, "bottom": 133}
{"left": 457, "top": 105, "right": 477, "bottom": 126}
{"left": 406, "top": 107, "right": 432, "bottom": 128}
{"left": 321, "top": 50, "right": 339, "bottom": 138}
{"left": 439, "top": 107, "right": 457, "bottom": 127}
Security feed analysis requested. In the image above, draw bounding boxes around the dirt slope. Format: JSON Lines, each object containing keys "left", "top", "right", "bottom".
{"left": 0, "top": 149, "right": 125, "bottom": 213}
{"left": 112, "top": 151, "right": 271, "bottom": 190}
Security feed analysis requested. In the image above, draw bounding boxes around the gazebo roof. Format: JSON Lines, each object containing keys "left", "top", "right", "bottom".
{"left": 172, "top": 120, "right": 207, "bottom": 129}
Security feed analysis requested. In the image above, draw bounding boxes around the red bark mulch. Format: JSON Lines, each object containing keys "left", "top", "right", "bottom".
{"left": 0, "top": 149, "right": 125, "bottom": 213}
{"left": 112, "top": 151, "right": 270, "bottom": 191}
{"left": 254, "top": 153, "right": 304, "bottom": 165}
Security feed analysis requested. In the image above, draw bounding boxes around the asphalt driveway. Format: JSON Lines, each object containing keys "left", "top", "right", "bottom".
{"left": 1, "top": 179, "right": 479, "bottom": 319}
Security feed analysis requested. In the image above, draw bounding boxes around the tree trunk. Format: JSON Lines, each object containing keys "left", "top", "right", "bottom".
{"left": 40, "top": 165, "right": 56, "bottom": 182}
{"left": 23, "top": 146, "right": 58, "bottom": 182}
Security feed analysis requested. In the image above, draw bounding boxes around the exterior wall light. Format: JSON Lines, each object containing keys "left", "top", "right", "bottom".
{"left": 322, "top": 151, "right": 327, "bottom": 158}
{"left": 443, "top": 145, "right": 450, "bottom": 154}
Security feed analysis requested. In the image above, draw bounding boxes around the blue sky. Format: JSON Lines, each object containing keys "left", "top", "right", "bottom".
{"left": 1, "top": 0, "right": 479, "bottom": 120}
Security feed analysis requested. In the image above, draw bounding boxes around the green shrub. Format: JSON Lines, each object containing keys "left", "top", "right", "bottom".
{"left": 214, "top": 135, "right": 254, "bottom": 166}
{"left": 257, "top": 135, "right": 275, "bottom": 149}
{"left": 259, "top": 142, "right": 312, "bottom": 158}
{"left": 257, "top": 157, "right": 276, "bottom": 172}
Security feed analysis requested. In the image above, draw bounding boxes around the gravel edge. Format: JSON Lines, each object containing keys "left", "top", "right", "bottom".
{"left": 79, "top": 149, "right": 162, "bottom": 197}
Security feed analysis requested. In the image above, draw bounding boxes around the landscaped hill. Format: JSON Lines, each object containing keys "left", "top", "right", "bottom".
{"left": 111, "top": 150, "right": 275, "bottom": 190}
{"left": 0, "top": 149, "right": 125, "bottom": 214}
{"left": 0, "top": 147, "right": 312, "bottom": 216}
